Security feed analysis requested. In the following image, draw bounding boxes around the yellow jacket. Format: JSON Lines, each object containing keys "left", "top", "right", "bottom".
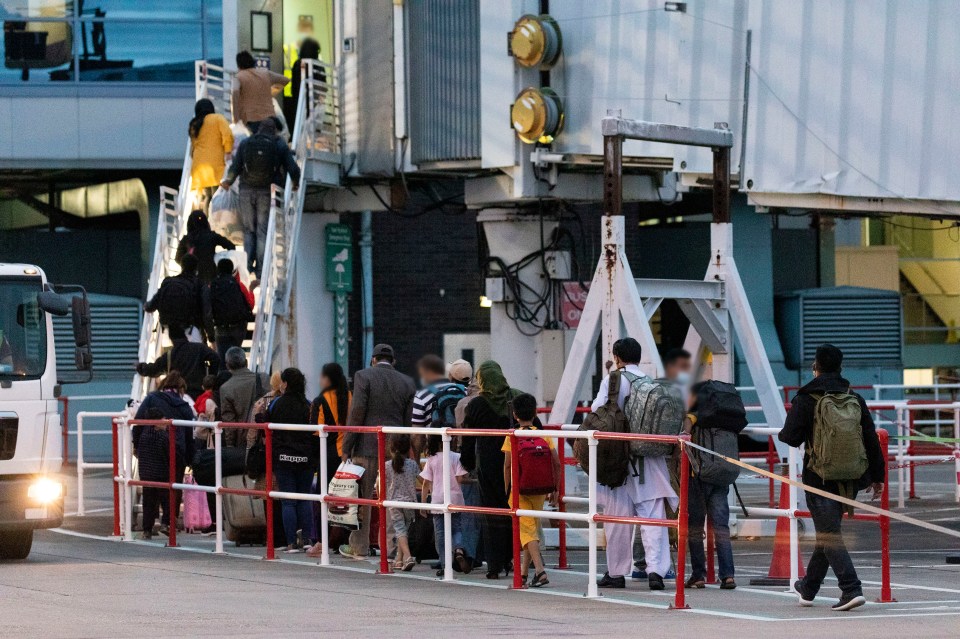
{"left": 190, "top": 113, "right": 233, "bottom": 189}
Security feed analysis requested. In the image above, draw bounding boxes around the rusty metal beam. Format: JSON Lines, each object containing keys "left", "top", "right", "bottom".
{"left": 602, "top": 134, "right": 622, "bottom": 216}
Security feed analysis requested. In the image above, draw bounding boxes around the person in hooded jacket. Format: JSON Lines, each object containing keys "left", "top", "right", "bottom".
{"left": 133, "top": 372, "right": 195, "bottom": 538}
{"left": 284, "top": 38, "right": 326, "bottom": 127}
{"left": 175, "top": 210, "right": 235, "bottom": 284}
{"left": 189, "top": 98, "right": 233, "bottom": 214}
{"left": 267, "top": 367, "right": 318, "bottom": 552}
{"left": 779, "top": 344, "right": 885, "bottom": 612}
{"left": 460, "top": 360, "right": 533, "bottom": 579}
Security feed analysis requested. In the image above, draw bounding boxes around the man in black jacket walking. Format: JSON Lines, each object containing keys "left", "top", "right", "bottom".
{"left": 136, "top": 333, "right": 221, "bottom": 400}
{"left": 779, "top": 344, "right": 885, "bottom": 612}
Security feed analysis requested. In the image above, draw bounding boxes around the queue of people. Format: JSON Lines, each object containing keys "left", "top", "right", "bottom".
{"left": 130, "top": 330, "right": 881, "bottom": 611}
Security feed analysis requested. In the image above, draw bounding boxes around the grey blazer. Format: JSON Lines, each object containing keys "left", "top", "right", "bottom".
{"left": 219, "top": 368, "right": 270, "bottom": 448}
{"left": 343, "top": 362, "right": 416, "bottom": 458}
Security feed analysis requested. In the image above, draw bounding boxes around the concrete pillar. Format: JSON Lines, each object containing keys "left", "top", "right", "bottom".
{"left": 295, "top": 213, "right": 339, "bottom": 398}
{"left": 478, "top": 208, "right": 560, "bottom": 400}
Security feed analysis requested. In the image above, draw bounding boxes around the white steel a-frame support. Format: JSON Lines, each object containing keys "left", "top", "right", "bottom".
{"left": 549, "top": 118, "right": 787, "bottom": 459}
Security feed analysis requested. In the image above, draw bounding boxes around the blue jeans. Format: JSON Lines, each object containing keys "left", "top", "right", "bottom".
{"left": 687, "top": 480, "right": 735, "bottom": 580}
{"left": 238, "top": 188, "right": 271, "bottom": 278}
{"left": 801, "top": 491, "right": 862, "bottom": 597}
{"left": 275, "top": 466, "right": 314, "bottom": 546}
{"left": 432, "top": 512, "right": 463, "bottom": 562}
{"left": 459, "top": 481, "right": 482, "bottom": 560}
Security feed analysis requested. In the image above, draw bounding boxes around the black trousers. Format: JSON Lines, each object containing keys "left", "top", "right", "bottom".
{"left": 477, "top": 467, "right": 512, "bottom": 573}
{"left": 215, "top": 325, "right": 246, "bottom": 362}
{"left": 800, "top": 491, "right": 863, "bottom": 597}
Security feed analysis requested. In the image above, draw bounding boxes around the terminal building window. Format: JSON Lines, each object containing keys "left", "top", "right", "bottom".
{"left": 1, "top": 1, "right": 222, "bottom": 83}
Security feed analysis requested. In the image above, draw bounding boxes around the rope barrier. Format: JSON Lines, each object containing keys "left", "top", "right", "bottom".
{"left": 683, "top": 440, "right": 960, "bottom": 540}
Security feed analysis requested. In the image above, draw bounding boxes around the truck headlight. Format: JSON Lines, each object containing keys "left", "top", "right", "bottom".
{"left": 27, "top": 478, "right": 63, "bottom": 504}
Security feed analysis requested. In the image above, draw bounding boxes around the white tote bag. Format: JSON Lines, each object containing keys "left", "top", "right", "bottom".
{"left": 327, "top": 460, "right": 366, "bottom": 530}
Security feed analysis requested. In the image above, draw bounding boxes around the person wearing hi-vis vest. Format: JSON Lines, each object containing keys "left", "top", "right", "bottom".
{"left": 779, "top": 344, "right": 886, "bottom": 612}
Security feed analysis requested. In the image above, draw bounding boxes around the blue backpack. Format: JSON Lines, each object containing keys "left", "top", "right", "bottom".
{"left": 429, "top": 382, "right": 466, "bottom": 428}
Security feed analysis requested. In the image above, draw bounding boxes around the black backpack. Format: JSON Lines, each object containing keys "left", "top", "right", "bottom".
{"left": 241, "top": 134, "right": 280, "bottom": 188}
{"left": 156, "top": 276, "right": 197, "bottom": 327}
{"left": 210, "top": 276, "right": 252, "bottom": 325}
{"left": 573, "top": 371, "right": 631, "bottom": 488}
{"left": 689, "top": 426, "right": 741, "bottom": 486}
{"left": 692, "top": 380, "right": 748, "bottom": 433}
{"left": 429, "top": 382, "right": 466, "bottom": 428}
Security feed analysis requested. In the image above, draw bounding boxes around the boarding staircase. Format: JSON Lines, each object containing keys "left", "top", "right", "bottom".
{"left": 131, "top": 59, "right": 340, "bottom": 400}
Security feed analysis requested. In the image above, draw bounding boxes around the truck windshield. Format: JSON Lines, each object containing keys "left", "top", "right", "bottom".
{"left": 0, "top": 277, "right": 47, "bottom": 380}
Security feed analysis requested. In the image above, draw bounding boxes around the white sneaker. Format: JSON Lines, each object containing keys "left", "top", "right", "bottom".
{"left": 831, "top": 595, "right": 866, "bottom": 612}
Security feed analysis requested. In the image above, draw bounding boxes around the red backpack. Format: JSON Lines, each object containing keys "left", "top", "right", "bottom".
{"left": 517, "top": 435, "right": 556, "bottom": 495}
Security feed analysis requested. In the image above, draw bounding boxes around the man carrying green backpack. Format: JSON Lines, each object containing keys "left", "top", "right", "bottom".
{"left": 779, "top": 344, "right": 886, "bottom": 612}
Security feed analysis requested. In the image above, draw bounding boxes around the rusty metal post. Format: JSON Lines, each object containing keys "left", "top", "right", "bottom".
{"left": 712, "top": 142, "right": 731, "bottom": 224}
{"left": 603, "top": 134, "right": 623, "bottom": 217}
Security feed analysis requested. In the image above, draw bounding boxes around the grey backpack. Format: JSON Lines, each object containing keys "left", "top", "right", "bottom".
{"left": 690, "top": 426, "right": 741, "bottom": 486}
{"left": 622, "top": 373, "right": 685, "bottom": 458}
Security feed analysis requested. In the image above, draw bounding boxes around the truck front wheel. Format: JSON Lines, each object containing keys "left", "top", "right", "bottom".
{"left": 0, "top": 530, "right": 33, "bottom": 560}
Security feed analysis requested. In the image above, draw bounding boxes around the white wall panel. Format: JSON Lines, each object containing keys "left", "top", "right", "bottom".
{"left": 744, "top": 0, "right": 960, "bottom": 208}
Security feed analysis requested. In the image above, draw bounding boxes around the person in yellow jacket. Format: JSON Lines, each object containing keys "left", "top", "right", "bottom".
{"left": 189, "top": 98, "right": 233, "bottom": 213}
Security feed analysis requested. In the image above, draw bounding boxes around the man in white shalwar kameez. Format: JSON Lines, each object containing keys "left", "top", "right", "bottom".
{"left": 592, "top": 338, "right": 679, "bottom": 590}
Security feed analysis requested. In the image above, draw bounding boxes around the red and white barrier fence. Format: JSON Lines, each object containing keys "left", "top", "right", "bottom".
{"left": 115, "top": 419, "right": 692, "bottom": 608}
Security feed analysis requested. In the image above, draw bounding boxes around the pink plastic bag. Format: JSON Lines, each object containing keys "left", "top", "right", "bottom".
{"left": 182, "top": 473, "right": 212, "bottom": 532}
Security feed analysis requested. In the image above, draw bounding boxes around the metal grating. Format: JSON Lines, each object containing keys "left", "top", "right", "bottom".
{"left": 54, "top": 294, "right": 142, "bottom": 377}
{"left": 408, "top": 0, "right": 481, "bottom": 164}
{"left": 781, "top": 287, "right": 904, "bottom": 368}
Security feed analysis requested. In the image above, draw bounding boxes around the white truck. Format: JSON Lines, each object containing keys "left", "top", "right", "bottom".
{"left": 0, "top": 263, "right": 92, "bottom": 559}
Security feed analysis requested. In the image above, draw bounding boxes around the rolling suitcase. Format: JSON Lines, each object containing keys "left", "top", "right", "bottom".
{"left": 222, "top": 474, "right": 266, "bottom": 545}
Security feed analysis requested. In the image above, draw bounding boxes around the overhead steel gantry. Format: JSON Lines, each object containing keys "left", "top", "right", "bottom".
{"left": 549, "top": 116, "right": 788, "bottom": 460}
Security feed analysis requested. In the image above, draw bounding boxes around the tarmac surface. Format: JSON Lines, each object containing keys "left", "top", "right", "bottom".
{"left": 2, "top": 468, "right": 958, "bottom": 638}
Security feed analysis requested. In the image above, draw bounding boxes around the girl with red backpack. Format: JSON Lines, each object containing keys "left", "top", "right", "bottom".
{"left": 502, "top": 393, "right": 560, "bottom": 588}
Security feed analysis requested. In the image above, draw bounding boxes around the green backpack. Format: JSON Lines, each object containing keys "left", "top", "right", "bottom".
{"left": 808, "top": 391, "right": 869, "bottom": 482}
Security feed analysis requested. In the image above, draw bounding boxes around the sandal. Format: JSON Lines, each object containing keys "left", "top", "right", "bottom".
{"left": 305, "top": 543, "right": 323, "bottom": 558}
{"left": 685, "top": 576, "right": 706, "bottom": 589}
{"left": 402, "top": 557, "right": 416, "bottom": 572}
{"left": 531, "top": 571, "right": 549, "bottom": 588}
{"left": 720, "top": 578, "right": 737, "bottom": 590}
{"left": 393, "top": 558, "right": 405, "bottom": 571}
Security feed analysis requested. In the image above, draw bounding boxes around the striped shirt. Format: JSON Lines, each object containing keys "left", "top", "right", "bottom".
{"left": 411, "top": 380, "right": 458, "bottom": 426}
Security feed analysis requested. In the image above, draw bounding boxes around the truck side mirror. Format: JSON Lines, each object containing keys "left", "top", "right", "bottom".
{"left": 37, "top": 291, "right": 70, "bottom": 316}
{"left": 74, "top": 346, "right": 93, "bottom": 372}
{"left": 71, "top": 295, "right": 92, "bottom": 349}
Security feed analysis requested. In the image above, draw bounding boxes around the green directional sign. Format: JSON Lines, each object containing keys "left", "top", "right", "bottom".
{"left": 325, "top": 223, "right": 353, "bottom": 293}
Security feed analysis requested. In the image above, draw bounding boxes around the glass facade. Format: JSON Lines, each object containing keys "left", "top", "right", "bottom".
{"left": 1, "top": 1, "right": 221, "bottom": 83}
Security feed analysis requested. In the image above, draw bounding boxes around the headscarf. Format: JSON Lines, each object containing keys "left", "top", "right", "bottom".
{"left": 189, "top": 98, "right": 216, "bottom": 139}
{"left": 185, "top": 209, "right": 211, "bottom": 236}
{"left": 476, "top": 360, "right": 514, "bottom": 418}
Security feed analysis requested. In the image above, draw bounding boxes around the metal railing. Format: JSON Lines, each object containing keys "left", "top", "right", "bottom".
{"left": 115, "top": 419, "right": 692, "bottom": 608}
{"left": 74, "top": 411, "right": 125, "bottom": 517}
{"left": 249, "top": 59, "right": 339, "bottom": 373}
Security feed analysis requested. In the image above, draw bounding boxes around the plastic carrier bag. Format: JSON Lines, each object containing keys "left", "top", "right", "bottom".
{"left": 328, "top": 461, "right": 366, "bottom": 531}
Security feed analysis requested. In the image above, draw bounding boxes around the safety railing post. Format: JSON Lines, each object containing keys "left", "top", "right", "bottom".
{"left": 586, "top": 437, "right": 599, "bottom": 599}
{"left": 264, "top": 425, "right": 275, "bottom": 560}
{"left": 509, "top": 431, "right": 523, "bottom": 590}
{"left": 705, "top": 517, "right": 716, "bottom": 585}
{"left": 896, "top": 406, "right": 906, "bottom": 508}
{"left": 318, "top": 426, "right": 330, "bottom": 566}
{"left": 123, "top": 421, "right": 135, "bottom": 541}
{"left": 213, "top": 425, "right": 224, "bottom": 555}
{"left": 787, "top": 445, "right": 800, "bottom": 590}
{"left": 111, "top": 419, "right": 121, "bottom": 537}
{"left": 557, "top": 433, "right": 568, "bottom": 569}
{"left": 908, "top": 409, "right": 917, "bottom": 499}
{"left": 377, "top": 428, "right": 390, "bottom": 574}
{"left": 166, "top": 421, "right": 179, "bottom": 548}
{"left": 954, "top": 407, "right": 960, "bottom": 504}
{"left": 441, "top": 430, "right": 454, "bottom": 581}
{"left": 673, "top": 437, "right": 690, "bottom": 610}
{"left": 77, "top": 413, "right": 86, "bottom": 516}
{"left": 877, "top": 429, "right": 895, "bottom": 603}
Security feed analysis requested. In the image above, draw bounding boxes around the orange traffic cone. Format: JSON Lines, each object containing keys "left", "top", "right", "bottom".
{"left": 749, "top": 481, "right": 804, "bottom": 586}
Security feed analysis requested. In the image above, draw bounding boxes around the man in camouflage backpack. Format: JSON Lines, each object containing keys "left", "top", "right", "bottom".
{"left": 779, "top": 344, "right": 885, "bottom": 612}
{"left": 592, "top": 338, "right": 678, "bottom": 592}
